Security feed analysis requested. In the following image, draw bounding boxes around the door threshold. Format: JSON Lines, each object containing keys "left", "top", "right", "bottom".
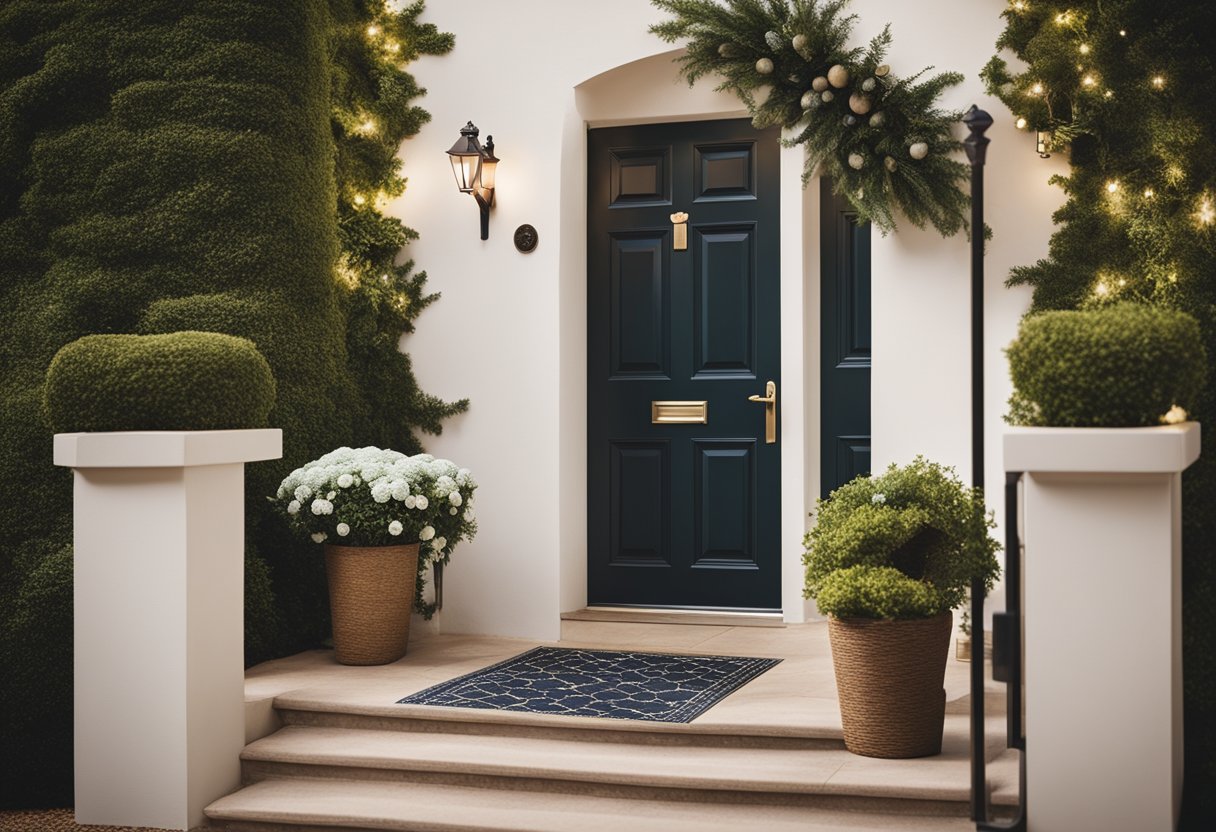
{"left": 563, "top": 606, "right": 786, "bottom": 628}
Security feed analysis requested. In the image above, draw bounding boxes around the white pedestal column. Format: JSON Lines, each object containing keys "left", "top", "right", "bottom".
{"left": 1004, "top": 424, "right": 1199, "bottom": 832}
{"left": 55, "top": 430, "right": 282, "bottom": 831}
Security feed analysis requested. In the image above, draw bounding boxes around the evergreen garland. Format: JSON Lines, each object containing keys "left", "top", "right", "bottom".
{"left": 982, "top": 2, "right": 1216, "bottom": 825}
{"left": 650, "top": 0, "right": 970, "bottom": 236}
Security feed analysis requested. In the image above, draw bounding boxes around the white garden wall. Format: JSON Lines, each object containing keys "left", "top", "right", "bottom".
{"left": 391, "top": 0, "right": 1067, "bottom": 639}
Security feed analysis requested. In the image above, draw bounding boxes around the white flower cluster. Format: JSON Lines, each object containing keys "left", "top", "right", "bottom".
{"left": 276, "top": 447, "right": 478, "bottom": 553}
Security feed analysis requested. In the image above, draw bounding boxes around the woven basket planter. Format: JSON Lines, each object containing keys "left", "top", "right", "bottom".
{"left": 325, "top": 543, "right": 419, "bottom": 665}
{"left": 828, "top": 611, "right": 952, "bottom": 758}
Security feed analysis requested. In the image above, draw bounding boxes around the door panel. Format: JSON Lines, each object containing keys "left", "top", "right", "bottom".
{"left": 820, "top": 179, "right": 873, "bottom": 497}
{"left": 588, "top": 119, "right": 780, "bottom": 610}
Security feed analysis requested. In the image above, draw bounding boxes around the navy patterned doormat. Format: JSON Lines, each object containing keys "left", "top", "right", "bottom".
{"left": 396, "top": 646, "right": 780, "bottom": 723}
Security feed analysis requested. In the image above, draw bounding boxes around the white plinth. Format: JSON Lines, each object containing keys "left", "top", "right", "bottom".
{"left": 1004, "top": 423, "right": 1199, "bottom": 832}
{"left": 55, "top": 429, "right": 282, "bottom": 831}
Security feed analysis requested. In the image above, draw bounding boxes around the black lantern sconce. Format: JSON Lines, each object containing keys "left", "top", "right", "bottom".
{"left": 446, "top": 121, "right": 499, "bottom": 240}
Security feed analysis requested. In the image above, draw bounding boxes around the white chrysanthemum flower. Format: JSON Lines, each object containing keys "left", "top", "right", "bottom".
{"left": 449, "top": 507, "right": 458, "bottom": 515}
{"left": 287, "top": 500, "right": 300, "bottom": 515}
{"left": 337, "top": 474, "right": 354, "bottom": 488}
{"left": 388, "top": 520, "right": 403, "bottom": 536}
{"left": 872, "top": 493, "right": 887, "bottom": 504}
{"left": 294, "top": 485, "right": 313, "bottom": 502}
{"left": 310, "top": 531, "right": 327, "bottom": 543}
{"left": 371, "top": 482, "right": 392, "bottom": 503}
{"left": 404, "top": 495, "right": 417, "bottom": 509}
{"left": 449, "top": 492, "right": 462, "bottom": 507}
{"left": 415, "top": 495, "right": 429, "bottom": 510}
{"left": 419, "top": 525, "right": 435, "bottom": 541}
{"left": 336, "top": 522, "right": 350, "bottom": 537}
{"left": 433, "top": 536, "right": 447, "bottom": 551}
{"left": 391, "top": 481, "right": 410, "bottom": 501}
{"left": 311, "top": 498, "right": 334, "bottom": 515}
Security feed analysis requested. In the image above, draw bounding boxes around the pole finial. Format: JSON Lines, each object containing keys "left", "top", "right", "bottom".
{"left": 963, "top": 105, "right": 993, "bottom": 166}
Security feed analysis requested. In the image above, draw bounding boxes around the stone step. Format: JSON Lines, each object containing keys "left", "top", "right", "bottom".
{"left": 237, "top": 721, "right": 1016, "bottom": 812}
{"left": 205, "top": 777, "right": 992, "bottom": 832}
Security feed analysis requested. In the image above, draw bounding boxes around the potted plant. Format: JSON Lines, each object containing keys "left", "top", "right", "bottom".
{"left": 272, "top": 447, "right": 477, "bottom": 665}
{"left": 803, "top": 457, "right": 1000, "bottom": 758}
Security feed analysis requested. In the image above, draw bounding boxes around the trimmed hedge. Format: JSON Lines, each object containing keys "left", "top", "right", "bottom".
{"left": 44, "top": 332, "right": 275, "bottom": 433}
{"left": 1006, "top": 303, "right": 1207, "bottom": 428}
{"left": 0, "top": 0, "right": 459, "bottom": 807}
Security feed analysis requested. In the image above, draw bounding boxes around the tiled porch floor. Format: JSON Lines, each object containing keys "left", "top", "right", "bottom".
{"left": 243, "top": 618, "right": 1020, "bottom": 808}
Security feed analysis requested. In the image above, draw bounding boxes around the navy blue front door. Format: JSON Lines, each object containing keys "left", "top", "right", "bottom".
{"left": 819, "top": 179, "right": 872, "bottom": 496}
{"left": 587, "top": 119, "right": 781, "bottom": 610}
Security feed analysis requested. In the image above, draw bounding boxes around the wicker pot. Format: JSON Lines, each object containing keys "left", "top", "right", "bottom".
{"left": 828, "top": 611, "right": 952, "bottom": 758}
{"left": 324, "top": 543, "right": 419, "bottom": 665}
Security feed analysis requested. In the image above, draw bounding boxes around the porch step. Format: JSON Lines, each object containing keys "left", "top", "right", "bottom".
{"left": 204, "top": 777, "right": 986, "bottom": 831}
{"left": 237, "top": 723, "right": 1001, "bottom": 809}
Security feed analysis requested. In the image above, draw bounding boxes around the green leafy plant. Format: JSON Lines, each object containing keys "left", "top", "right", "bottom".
{"left": 803, "top": 457, "right": 1000, "bottom": 619}
{"left": 1006, "top": 303, "right": 1206, "bottom": 427}
{"left": 650, "top": 0, "right": 969, "bottom": 235}
{"left": 43, "top": 332, "right": 276, "bottom": 433}
{"left": 981, "top": 4, "right": 1216, "bottom": 820}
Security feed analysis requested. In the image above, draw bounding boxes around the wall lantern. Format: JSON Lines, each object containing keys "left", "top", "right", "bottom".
{"left": 446, "top": 121, "right": 499, "bottom": 240}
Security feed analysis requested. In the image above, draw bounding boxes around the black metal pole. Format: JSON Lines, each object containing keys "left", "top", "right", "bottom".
{"left": 962, "top": 104, "right": 993, "bottom": 825}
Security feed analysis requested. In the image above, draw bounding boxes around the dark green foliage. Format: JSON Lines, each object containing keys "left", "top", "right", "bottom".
{"left": 44, "top": 332, "right": 276, "bottom": 433}
{"left": 984, "top": 3, "right": 1216, "bottom": 823}
{"left": 816, "top": 565, "right": 941, "bottom": 620}
{"left": 650, "top": 0, "right": 969, "bottom": 235}
{"left": 803, "top": 458, "right": 1001, "bottom": 619}
{"left": 1006, "top": 304, "right": 1206, "bottom": 427}
{"left": 0, "top": 0, "right": 459, "bottom": 808}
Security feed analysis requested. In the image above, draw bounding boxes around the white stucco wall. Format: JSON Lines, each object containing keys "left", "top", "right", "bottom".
{"left": 391, "top": 0, "right": 1067, "bottom": 639}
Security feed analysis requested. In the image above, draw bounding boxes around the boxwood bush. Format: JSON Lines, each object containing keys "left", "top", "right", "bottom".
{"left": 804, "top": 457, "right": 1001, "bottom": 620}
{"left": 44, "top": 332, "right": 275, "bottom": 433}
{"left": 1006, "top": 303, "right": 1207, "bottom": 428}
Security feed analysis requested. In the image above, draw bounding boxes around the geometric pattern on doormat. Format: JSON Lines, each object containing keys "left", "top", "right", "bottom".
{"left": 397, "top": 646, "right": 780, "bottom": 723}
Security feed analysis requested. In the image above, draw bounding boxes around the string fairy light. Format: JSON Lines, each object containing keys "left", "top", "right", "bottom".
{"left": 353, "top": 194, "right": 367, "bottom": 207}
{"left": 1015, "top": 117, "right": 1028, "bottom": 129}
{"left": 1031, "top": 82, "right": 1044, "bottom": 95}
{"left": 366, "top": 24, "right": 380, "bottom": 37}
{"left": 1151, "top": 75, "right": 1165, "bottom": 89}
{"left": 1106, "top": 180, "right": 1120, "bottom": 193}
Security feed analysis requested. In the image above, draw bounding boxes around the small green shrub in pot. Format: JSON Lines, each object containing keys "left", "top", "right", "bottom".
{"left": 1005, "top": 303, "right": 1206, "bottom": 427}
{"left": 43, "top": 331, "right": 276, "bottom": 433}
{"left": 803, "top": 457, "right": 1001, "bottom": 619}
{"left": 803, "top": 457, "right": 1000, "bottom": 759}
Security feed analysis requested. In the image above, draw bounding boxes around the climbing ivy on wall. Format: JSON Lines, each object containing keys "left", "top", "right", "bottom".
{"left": 0, "top": 0, "right": 459, "bottom": 807}
{"left": 982, "top": 2, "right": 1216, "bottom": 825}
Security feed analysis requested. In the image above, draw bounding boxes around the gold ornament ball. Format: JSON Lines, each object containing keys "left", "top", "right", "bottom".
{"left": 827, "top": 64, "right": 850, "bottom": 88}
{"left": 821, "top": 90, "right": 835, "bottom": 103}
{"left": 848, "top": 153, "right": 865, "bottom": 170}
{"left": 861, "top": 77, "right": 877, "bottom": 92}
{"left": 755, "top": 57, "right": 774, "bottom": 75}
{"left": 869, "top": 111, "right": 886, "bottom": 127}
{"left": 875, "top": 64, "right": 891, "bottom": 77}
{"left": 884, "top": 156, "right": 897, "bottom": 172}
{"left": 792, "top": 33, "right": 809, "bottom": 53}
{"left": 800, "top": 90, "right": 817, "bottom": 110}
{"left": 849, "top": 93, "right": 873, "bottom": 115}
{"left": 909, "top": 142, "right": 929, "bottom": 160}
{"left": 811, "top": 76, "right": 829, "bottom": 92}
{"left": 718, "top": 42, "right": 736, "bottom": 58}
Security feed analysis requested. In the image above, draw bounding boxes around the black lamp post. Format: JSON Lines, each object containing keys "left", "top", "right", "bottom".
{"left": 446, "top": 121, "right": 499, "bottom": 240}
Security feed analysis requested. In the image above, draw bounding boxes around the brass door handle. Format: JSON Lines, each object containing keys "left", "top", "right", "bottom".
{"left": 748, "top": 381, "right": 777, "bottom": 444}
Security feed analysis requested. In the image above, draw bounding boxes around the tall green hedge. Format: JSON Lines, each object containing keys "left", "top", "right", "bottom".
{"left": 0, "top": 0, "right": 460, "bottom": 807}
{"left": 984, "top": 2, "right": 1216, "bottom": 823}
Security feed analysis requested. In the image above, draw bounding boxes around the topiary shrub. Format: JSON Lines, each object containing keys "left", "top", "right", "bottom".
{"left": 43, "top": 332, "right": 276, "bottom": 433}
{"left": 803, "top": 457, "right": 1001, "bottom": 619}
{"left": 1006, "top": 303, "right": 1207, "bottom": 428}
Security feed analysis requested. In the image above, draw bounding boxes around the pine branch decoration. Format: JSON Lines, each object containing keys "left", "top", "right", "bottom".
{"left": 651, "top": 0, "right": 970, "bottom": 236}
